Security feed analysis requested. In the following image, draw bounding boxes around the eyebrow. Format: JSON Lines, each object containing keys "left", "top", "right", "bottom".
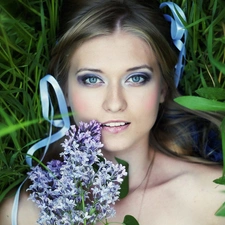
{"left": 76, "top": 68, "right": 102, "bottom": 74}
{"left": 75, "top": 65, "right": 154, "bottom": 74}
{"left": 126, "top": 65, "right": 154, "bottom": 72}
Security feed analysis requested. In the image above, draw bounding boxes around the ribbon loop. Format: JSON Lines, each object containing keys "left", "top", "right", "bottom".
{"left": 25, "top": 75, "right": 70, "bottom": 167}
{"left": 12, "top": 75, "right": 70, "bottom": 225}
{"left": 160, "top": 2, "right": 188, "bottom": 87}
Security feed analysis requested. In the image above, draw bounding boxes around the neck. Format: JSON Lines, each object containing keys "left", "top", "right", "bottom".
{"left": 102, "top": 145, "right": 156, "bottom": 191}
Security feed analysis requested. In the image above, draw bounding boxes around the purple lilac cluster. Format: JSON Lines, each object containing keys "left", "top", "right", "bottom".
{"left": 28, "top": 120, "right": 127, "bottom": 225}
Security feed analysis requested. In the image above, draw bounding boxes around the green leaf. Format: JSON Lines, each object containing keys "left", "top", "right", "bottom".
{"left": 213, "top": 176, "right": 225, "bottom": 185}
{"left": 0, "top": 118, "right": 39, "bottom": 137}
{"left": 195, "top": 87, "right": 225, "bottom": 101}
{"left": 174, "top": 96, "right": 225, "bottom": 111}
{"left": 123, "top": 215, "right": 139, "bottom": 225}
{"left": 115, "top": 157, "right": 129, "bottom": 199}
{"left": 215, "top": 202, "right": 225, "bottom": 217}
{"left": 207, "top": 24, "right": 225, "bottom": 74}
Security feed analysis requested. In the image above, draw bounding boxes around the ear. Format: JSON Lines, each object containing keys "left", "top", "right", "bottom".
{"left": 159, "top": 81, "right": 167, "bottom": 103}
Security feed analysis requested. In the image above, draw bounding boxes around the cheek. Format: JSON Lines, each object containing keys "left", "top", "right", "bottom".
{"left": 68, "top": 91, "right": 90, "bottom": 121}
{"left": 71, "top": 95, "right": 87, "bottom": 112}
{"left": 144, "top": 91, "right": 160, "bottom": 112}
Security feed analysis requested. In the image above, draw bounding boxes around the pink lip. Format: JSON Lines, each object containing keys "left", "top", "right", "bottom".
{"left": 101, "top": 120, "right": 130, "bottom": 134}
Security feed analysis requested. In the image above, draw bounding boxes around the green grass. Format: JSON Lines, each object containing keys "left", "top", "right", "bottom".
{"left": 172, "top": 0, "right": 225, "bottom": 94}
{"left": 0, "top": 0, "right": 61, "bottom": 200}
{"left": 0, "top": 0, "right": 224, "bottom": 202}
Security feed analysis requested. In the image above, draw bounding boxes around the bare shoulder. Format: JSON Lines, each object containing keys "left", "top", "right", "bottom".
{"left": 0, "top": 191, "right": 14, "bottom": 225}
{"left": 174, "top": 160, "right": 225, "bottom": 224}
{"left": 185, "top": 161, "right": 224, "bottom": 194}
{"left": 187, "top": 163, "right": 225, "bottom": 224}
{"left": 0, "top": 187, "right": 39, "bottom": 225}
{"left": 151, "top": 152, "right": 225, "bottom": 224}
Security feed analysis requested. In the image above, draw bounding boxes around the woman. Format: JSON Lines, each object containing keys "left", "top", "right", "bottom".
{"left": 0, "top": 0, "right": 224, "bottom": 224}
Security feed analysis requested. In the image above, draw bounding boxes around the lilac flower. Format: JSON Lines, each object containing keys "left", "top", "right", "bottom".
{"left": 28, "top": 120, "right": 127, "bottom": 225}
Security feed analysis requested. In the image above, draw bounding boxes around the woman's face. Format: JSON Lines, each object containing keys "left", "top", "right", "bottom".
{"left": 67, "top": 31, "right": 166, "bottom": 154}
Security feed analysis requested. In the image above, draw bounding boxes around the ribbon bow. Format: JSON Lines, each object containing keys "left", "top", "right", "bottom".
{"left": 160, "top": 2, "right": 188, "bottom": 87}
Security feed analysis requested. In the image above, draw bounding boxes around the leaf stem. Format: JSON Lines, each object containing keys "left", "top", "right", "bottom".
{"left": 81, "top": 191, "right": 87, "bottom": 225}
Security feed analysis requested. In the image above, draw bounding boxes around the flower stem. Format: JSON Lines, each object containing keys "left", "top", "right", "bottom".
{"left": 81, "top": 191, "right": 87, "bottom": 225}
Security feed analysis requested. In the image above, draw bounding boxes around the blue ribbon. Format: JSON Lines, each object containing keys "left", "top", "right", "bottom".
{"left": 12, "top": 75, "right": 70, "bottom": 225}
{"left": 26, "top": 75, "right": 70, "bottom": 167}
{"left": 160, "top": 2, "right": 188, "bottom": 87}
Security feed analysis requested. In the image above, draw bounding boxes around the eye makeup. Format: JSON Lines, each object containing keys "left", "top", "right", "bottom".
{"left": 77, "top": 74, "right": 104, "bottom": 86}
{"left": 125, "top": 72, "right": 152, "bottom": 86}
{"left": 75, "top": 65, "right": 153, "bottom": 87}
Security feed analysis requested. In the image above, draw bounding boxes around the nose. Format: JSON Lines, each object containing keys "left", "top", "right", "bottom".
{"left": 103, "top": 84, "right": 127, "bottom": 113}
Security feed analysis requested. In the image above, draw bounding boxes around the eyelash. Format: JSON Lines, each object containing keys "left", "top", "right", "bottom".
{"left": 77, "top": 74, "right": 103, "bottom": 86}
{"left": 77, "top": 72, "right": 151, "bottom": 86}
{"left": 126, "top": 73, "right": 151, "bottom": 85}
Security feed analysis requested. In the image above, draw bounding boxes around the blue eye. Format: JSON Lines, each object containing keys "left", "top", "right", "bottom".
{"left": 126, "top": 73, "right": 151, "bottom": 85}
{"left": 86, "top": 77, "right": 98, "bottom": 84}
{"left": 130, "top": 75, "right": 144, "bottom": 83}
{"left": 77, "top": 74, "right": 103, "bottom": 86}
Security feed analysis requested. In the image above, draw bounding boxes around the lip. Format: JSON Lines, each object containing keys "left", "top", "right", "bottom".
{"left": 101, "top": 120, "right": 130, "bottom": 134}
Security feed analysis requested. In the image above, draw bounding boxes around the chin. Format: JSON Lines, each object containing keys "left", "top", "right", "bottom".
{"left": 101, "top": 142, "right": 130, "bottom": 156}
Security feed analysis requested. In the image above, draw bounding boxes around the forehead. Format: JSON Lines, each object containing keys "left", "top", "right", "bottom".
{"left": 69, "top": 31, "right": 159, "bottom": 72}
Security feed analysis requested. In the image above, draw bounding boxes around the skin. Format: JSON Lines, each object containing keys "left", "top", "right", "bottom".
{"left": 0, "top": 31, "right": 224, "bottom": 225}
{"left": 67, "top": 31, "right": 166, "bottom": 162}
